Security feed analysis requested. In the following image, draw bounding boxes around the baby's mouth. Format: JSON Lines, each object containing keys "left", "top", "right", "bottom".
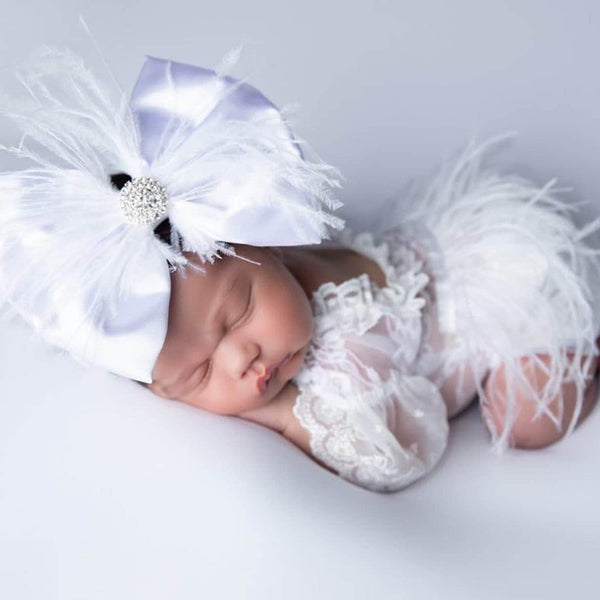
{"left": 256, "top": 353, "right": 292, "bottom": 393}
{"left": 257, "top": 370, "right": 273, "bottom": 393}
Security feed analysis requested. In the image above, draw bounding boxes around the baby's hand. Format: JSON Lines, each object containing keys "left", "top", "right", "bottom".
{"left": 238, "top": 382, "right": 312, "bottom": 455}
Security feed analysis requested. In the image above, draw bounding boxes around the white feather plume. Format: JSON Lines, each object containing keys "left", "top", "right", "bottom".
{"left": 0, "top": 46, "right": 344, "bottom": 371}
{"left": 396, "top": 134, "right": 600, "bottom": 453}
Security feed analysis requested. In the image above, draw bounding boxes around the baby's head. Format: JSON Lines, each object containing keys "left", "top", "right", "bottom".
{"left": 0, "top": 49, "right": 343, "bottom": 402}
{"left": 144, "top": 239, "right": 313, "bottom": 416}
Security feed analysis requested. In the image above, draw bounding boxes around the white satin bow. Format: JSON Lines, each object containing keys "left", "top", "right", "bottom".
{"left": 0, "top": 48, "right": 344, "bottom": 382}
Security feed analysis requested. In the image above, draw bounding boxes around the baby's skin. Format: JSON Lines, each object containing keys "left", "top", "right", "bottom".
{"left": 146, "top": 243, "right": 600, "bottom": 464}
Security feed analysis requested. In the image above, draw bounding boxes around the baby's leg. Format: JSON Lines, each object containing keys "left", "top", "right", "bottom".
{"left": 417, "top": 284, "right": 490, "bottom": 419}
{"left": 481, "top": 348, "right": 600, "bottom": 449}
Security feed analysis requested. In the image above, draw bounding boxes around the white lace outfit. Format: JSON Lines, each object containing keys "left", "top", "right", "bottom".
{"left": 290, "top": 141, "right": 600, "bottom": 493}
{"left": 292, "top": 213, "right": 600, "bottom": 493}
{"left": 292, "top": 225, "right": 457, "bottom": 493}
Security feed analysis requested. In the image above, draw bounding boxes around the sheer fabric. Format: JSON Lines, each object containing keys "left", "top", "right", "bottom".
{"left": 292, "top": 227, "right": 451, "bottom": 492}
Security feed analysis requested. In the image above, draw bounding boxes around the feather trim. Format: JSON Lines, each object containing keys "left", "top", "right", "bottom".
{"left": 396, "top": 134, "right": 600, "bottom": 453}
{"left": 0, "top": 46, "right": 344, "bottom": 380}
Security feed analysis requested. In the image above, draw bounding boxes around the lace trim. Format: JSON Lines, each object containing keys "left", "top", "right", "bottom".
{"left": 310, "top": 274, "right": 378, "bottom": 338}
{"left": 338, "top": 225, "right": 469, "bottom": 388}
{"left": 291, "top": 227, "right": 451, "bottom": 492}
{"left": 333, "top": 227, "right": 431, "bottom": 309}
{"left": 294, "top": 224, "right": 440, "bottom": 393}
{"left": 295, "top": 228, "right": 432, "bottom": 389}
{"left": 292, "top": 370, "right": 449, "bottom": 493}
{"left": 327, "top": 227, "right": 432, "bottom": 365}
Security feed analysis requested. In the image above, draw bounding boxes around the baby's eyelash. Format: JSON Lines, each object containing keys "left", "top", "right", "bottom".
{"left": 193, "top": 360, "right": 211, "bottom": 391}
{"left": 193, "top": 286, "right": 252, "bottom": 393}
{"left": 232, "top": 286, "right": 252, "bottom": 328}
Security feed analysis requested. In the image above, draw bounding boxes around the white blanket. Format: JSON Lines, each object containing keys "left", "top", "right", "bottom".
{"left": 2, "top": 1, "right": 600, "bottom": 597}
{"left": 1, "top": 317, "right": 599, "bottom": 599}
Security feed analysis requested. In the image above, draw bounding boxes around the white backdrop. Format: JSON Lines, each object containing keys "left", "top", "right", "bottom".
{"left": 1, "top": 2, "right": 600, "bottom": 599}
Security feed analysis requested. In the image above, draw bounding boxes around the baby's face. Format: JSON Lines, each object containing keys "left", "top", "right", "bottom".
{"left": 147, "top": 245, "right": 313, "bottom": 415}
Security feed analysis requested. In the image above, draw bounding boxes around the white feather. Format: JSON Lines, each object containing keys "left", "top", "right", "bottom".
{"left": 394, "top": 134, "right": 600, "bottom": 454}
{"left": 0, "top": 46, "right": 344, "bottom": 374}
{"left": 0, "top": 47, "right": 169, "bottom": 351}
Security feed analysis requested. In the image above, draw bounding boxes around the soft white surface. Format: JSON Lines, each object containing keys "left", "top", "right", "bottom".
{"left": 2, "top": 1, "right": 600, "bottom": 598}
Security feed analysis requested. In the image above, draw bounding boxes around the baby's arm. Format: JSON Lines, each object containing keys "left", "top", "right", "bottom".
{"left": 238, "top": 382, "right": 313, "bottom": 457}
{"left": 240, "top": 374, "right": 450, "bottom": 493}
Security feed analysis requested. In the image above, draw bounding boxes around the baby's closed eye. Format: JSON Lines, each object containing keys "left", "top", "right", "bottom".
{"left": 229, "top": 284, "right": 252, "bottom": 329}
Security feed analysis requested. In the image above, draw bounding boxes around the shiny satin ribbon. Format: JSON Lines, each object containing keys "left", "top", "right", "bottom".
{"left": 0, "top": 52, "right": 343, "bottom": 384}
{"left": 129, "top": 56, "right": 339, "bottom": 247}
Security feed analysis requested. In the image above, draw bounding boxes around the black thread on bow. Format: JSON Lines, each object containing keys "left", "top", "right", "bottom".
{"left": 110, "top": 172, "right": 132, "bottom": 191}
{"left": 153, "top": 217, "right": 172, "bottom": 245}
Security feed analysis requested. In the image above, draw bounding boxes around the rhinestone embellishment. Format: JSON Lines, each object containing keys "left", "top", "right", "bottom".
{"left": 119, "top": 177, "right": 169, "bottom": 225}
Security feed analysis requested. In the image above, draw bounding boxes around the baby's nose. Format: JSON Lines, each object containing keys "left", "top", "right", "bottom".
{"left": 249, "top": 361, "right": 268, "bottom": 378}
{"left": 222, "top": 339, "right": 261, "bottom": 378}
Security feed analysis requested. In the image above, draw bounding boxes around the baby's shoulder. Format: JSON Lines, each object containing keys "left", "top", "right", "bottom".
{"left": 284, "top": 240, "right": 387, "bottom": 299}
{"left": 311, "top": 245, "right": 387, "bottom": 288}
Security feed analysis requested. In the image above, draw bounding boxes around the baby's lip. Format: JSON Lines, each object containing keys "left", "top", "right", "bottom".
{"left": 256, "top": 353, "right": 292, "bottom": 391}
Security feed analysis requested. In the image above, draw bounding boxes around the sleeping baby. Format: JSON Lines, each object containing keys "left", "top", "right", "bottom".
{"left": 2, "top": 48, "right": 599, "bottom": 493}
{"left": 144, "top": 147, "right": 600, "bottom": 492}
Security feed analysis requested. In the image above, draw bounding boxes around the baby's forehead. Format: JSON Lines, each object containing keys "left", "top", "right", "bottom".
{"left": 171, "top": 255, "right": 234, "bottom": 304}
{"left": 170, "top": 245, "right": 268, "bottom": 307}
{"left": 162, "top": 246, "right": 275, "bottom": 353}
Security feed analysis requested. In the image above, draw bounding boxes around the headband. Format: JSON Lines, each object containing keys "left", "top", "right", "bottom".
{"left": 0, "top": 47, "right": 344, "bottom": 382}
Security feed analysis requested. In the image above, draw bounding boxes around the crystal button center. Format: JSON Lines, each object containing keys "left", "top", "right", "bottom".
{"left": 119, "top": 177, "right": 169, "bottom": 225}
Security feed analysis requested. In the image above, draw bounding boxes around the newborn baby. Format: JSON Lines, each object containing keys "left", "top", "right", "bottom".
{"left": 5, "top": 49, "right": 598, "bottom": 493}
{"left": 147, "top": 238, "right": 396, "bottom": 464}
{"left": 145, "top": 185, "right": 600, "bottom": 492}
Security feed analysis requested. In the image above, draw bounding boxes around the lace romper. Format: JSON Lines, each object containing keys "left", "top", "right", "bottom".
{"left": 292, "top": 213, "right": 600, "bottom": 493}
{"left": 290, "top": 140, "right": 600, "bottom": 493}
{"left": 291, "top": 225, "right": 463, "bottom": 493}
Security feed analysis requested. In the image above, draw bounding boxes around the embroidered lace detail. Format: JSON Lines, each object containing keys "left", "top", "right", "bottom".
{"left": 292, "top": 225, "right": 449, "bottom": 492}
{"left": 292, "top": 370, "right": 449, "bottom": 493}
{"left": 313, "top": 228, "right": 432, "bottom": 368}
{"left": 310, "top": 274, "right": 378, "bottom": 338}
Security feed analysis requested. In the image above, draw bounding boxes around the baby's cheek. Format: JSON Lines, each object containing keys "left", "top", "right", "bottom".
{"left": 282, "top": 288, "right": 314, "bottom": 346}
{"left": 182, "top": 377, "right": 276, "bottom": 416}
{"left": 281, "top": 343, "right": 309, "bottom": 382}
{"left": 264, "top": 266, "right": 313, "bottom": 343}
